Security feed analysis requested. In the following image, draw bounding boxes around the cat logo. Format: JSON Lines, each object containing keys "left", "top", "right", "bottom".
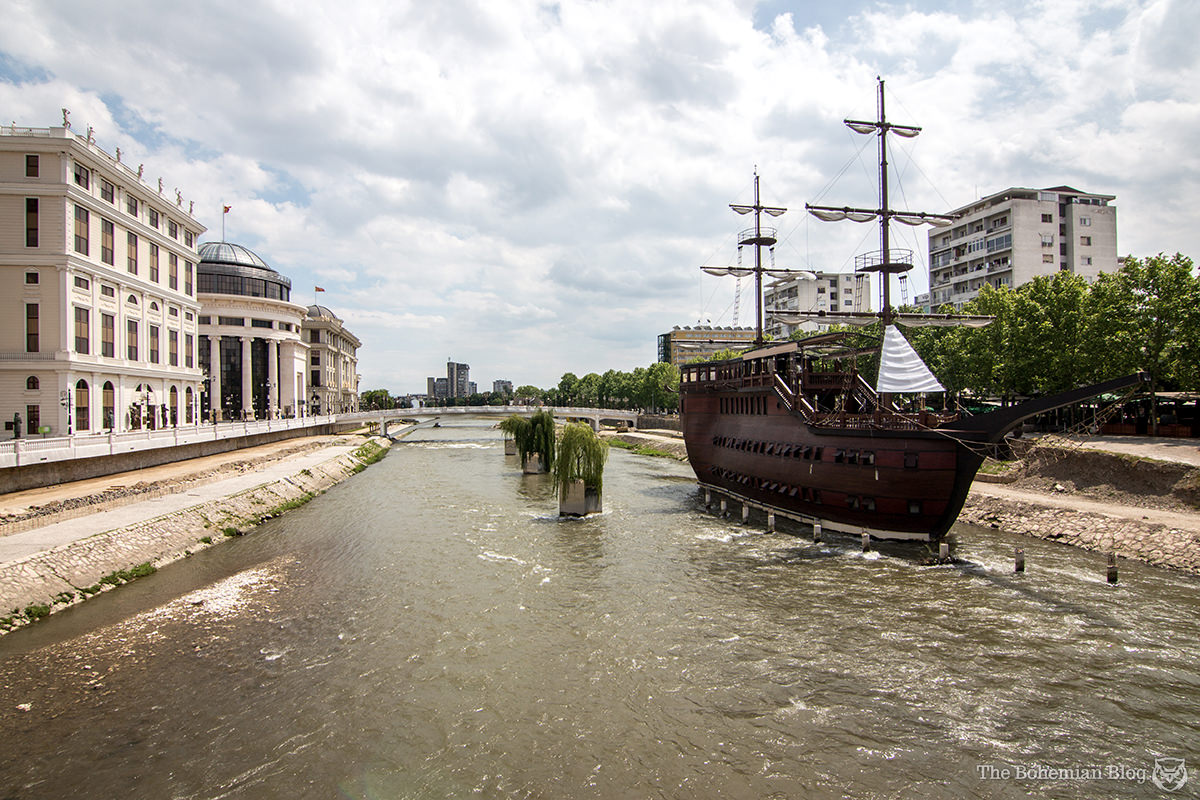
{"left": 1152, "top": 758, "right": 1187, "bottom": 792}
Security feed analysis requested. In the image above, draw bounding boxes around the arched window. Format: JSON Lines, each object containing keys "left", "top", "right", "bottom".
{"left": 75, "top": 378, "right": 90, "bottom": 432}
{"left": 150, "top": 301, "right": 159, "bottom": 311}
{"left": 169, "top": 385, "right": 179, "bottom": 426}
{"left": 103, "top": 381, "right": 115, "bottom": 430}
{"left": 127, "top": 294, "right": 138, "bottom": 305}
{"left": 185, "top": 386, "right": 194, "bottom": 424}
{"left": 26, "top": 376, "right": 39, "bottom": 390}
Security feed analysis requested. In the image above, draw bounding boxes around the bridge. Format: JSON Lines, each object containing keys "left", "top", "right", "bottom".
{"left": 373, "top": 406, "right": 641, "bottom": 437}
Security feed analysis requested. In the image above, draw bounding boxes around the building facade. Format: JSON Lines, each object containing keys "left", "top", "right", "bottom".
{"left": 763, "top": 271, "right": 873, "bottom": 339}
{"left": 928, "top": 186, "right": 1118, "bottom": 308}
{"left": 1, "top": 124, "right": 204, "bottom": 437}
{"left": 197, "top": 242, "right": 309, "bottom": 420}
{"left": 657, "top": 326, "right": 757, "bottom": 367}
{"left": 493, "top": 380, "right": 513, "bottom": 395}
{"left": 303, "top": 304, "right": 361, "bottom": 414}
{"left": 447, "top": 361, "right": 469, "bottom": 399}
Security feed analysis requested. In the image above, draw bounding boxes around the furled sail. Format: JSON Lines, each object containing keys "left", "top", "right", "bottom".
{"left": 808, "top": 207, "right": 877, "bottom": 223}
{"left": 877, "top": 325, "right": 944, "bottom": 393}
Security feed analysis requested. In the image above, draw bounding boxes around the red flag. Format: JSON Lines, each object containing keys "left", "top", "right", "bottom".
{"left": 223, "top": 205, "right": 231, "bottom": 213}
{"left": 315, "top": 286, "right": 325, "bottom": 292}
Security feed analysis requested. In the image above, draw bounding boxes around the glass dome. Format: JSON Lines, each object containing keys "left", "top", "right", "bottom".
{"left": 197, "top": 241, "right": 291, "bottom": 300}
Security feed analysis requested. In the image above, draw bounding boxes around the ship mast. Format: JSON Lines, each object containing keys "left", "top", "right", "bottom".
{"left": 703, "top": 170, "right": 810, "bottom": 348}
{"left": 806, "top": 78, "right": 956, "bottom": 326}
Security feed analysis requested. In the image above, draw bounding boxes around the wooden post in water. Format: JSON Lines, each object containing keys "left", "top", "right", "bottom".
{"left": 766, "top": 511, "right": 775, "bottom": 533}
{"left": 719, "top": 498, "right": 728, "bottom": 518}
{"left": 813, "top": 522, "right": 821, "bottom": 543}
{"left": 741, "top": 503, "right": 750, "bottom": 525}
{"left": 861, "top": 532, "right": 870, "bottom": 552}
{"left": 1015, "top": 547, "right": 1025, "bottom": 573}
{"left": 1107, "top": 552, "right": 1119, "bottom": 584}
{"left": 939, "top": 542, "right": 950, "bottom": 563}
{"left": 704, "top": 488, "right": 711, "bottom": 508}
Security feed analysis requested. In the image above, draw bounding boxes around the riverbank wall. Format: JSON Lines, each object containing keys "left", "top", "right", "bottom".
{"left": 0, "top": 437, "right": 391, "bottom": 635}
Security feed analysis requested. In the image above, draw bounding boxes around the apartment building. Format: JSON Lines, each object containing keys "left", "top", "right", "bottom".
{"left": 1, "top": 123, "right": 204, "bottom": 437}
{"left": 763, "top": 271, "right": 873, "bottom": 338}
{"left": 927, "top": 186, "right": 1117, "bottom": 308}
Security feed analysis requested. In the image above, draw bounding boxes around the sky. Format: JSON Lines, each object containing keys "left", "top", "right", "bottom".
{"left": 3, "top": 0, "right": 1197, "bottom": 393}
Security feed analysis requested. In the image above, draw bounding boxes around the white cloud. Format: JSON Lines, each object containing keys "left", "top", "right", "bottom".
{"left": 2, "top": 0, "right": 1195, "bottom": 391}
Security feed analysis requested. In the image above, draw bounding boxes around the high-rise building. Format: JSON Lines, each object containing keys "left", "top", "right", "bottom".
{"left": 447, "top": 360, "right": 469, "bottom": 399}
{"left": 493, "top": 380, "right": 513, "bottom": 395}
{"left": 763, "top": 271, "right": 873, "bottom": 339}
{"left": 1, "top": 123, "right": 205, "bottom": 436}
{"left": 927, "top": 186, "right": 1117, "bottom": 309}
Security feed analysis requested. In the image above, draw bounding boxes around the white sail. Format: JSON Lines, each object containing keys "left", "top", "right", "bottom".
{"left": 877, "top": 325, "right": 944, "bottom": 393}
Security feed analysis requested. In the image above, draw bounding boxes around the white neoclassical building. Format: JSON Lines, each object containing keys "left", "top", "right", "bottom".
{"left": 1, "top": 123, "right": 205, "bottom": 437}
{"left": 303, "top": 304, "right": 361, "bottom": 414}
{"left": 196, "top": 242, "right": 310, "bottom": 421}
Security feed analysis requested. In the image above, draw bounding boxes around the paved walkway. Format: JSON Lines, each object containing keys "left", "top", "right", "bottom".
{"left": 0, "top": 436, "right": 365, "bottom": 567}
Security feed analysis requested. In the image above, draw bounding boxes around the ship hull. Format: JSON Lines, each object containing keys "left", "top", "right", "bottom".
{"left": 681, "top": 388, "right": 983, "bottom": 542}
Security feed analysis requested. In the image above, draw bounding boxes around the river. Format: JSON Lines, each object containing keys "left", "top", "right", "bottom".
{"left": 1, "top": 419, "right": 1197, "bottom": 799}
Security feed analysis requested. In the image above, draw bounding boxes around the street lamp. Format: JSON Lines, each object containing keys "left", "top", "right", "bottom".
{"left": 311, "top": 389, "right": 320, "bottom": 416}
{"left": 60, "top": 389, "right": 72, "bottom": 436}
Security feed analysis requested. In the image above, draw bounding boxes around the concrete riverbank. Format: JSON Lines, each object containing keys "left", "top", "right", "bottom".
{"left": 0, "top": 434, "right": 391, "bottom": 635}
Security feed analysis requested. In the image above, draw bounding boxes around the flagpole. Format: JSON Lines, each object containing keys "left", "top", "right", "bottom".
{"left": 221, "top": 202, "right": 225, "bottom": 242}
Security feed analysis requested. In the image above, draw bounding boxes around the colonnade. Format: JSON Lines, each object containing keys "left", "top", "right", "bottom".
{"left": 202, "top": 334, "right": 304, "bottom": 421}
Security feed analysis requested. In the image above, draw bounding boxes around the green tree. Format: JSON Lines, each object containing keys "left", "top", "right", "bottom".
{"left": 359, "top": 388, "right": 393, "bottom": 410}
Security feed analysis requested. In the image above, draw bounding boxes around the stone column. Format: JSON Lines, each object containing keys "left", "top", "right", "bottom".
{"left": 210, "top": 336, "right": 223, "bottom": 421}
{"left": 241, "top": 336, "right": 253, "bottom": 419}
{"left": 267, "top": 338, "right": 279, "bottom": 419}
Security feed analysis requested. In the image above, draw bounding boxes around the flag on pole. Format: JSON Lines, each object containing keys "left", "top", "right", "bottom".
{"left": 223, "top": 205, "right": 231, "bottom": 213}
{"left": 315, "top": 286, "right": 326, "bottom": 292}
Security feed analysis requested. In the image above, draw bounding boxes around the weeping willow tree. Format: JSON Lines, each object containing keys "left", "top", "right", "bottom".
{"left": 501, "top": 410, "right": 556, "bottom": 470}
{"left": 553, "top": 423, "right": 609, "bottom": 500}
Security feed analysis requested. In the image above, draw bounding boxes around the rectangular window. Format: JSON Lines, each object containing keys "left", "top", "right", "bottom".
{"left": 25, "top": 271, "right": 38, "bottom": 285}
{"left": 25, "top": 154, "right": 39, "bottom": 178}
{"left": 147, "top": 207, "right": 159, "bottom": 228}
{"left": 1081, "top": 256, "right": 1093, "bottom": 266}
{"left": 198, "top": 315, "right": 210, "bottom": 324}
{"left": 184, "top": 261, "right": 193, "bottom": 295}
{"left": 101, "top": 179, "right": 115, "bottom": 203}
{"left": 1040, "top": 233, "right": 1054, "bottom": 247}
{"left": 185, "top": 333, "right": 194, "bottom": 368}
{"left": 1041, "top": 213, "right": 1053, "bottom": 223}
{"left": 184, "top": 230, "right": 194, "bottom": 247}
{"left": 311, "top": 370, "right": 321, "bottom": 388}
{"left": 25, "top": 303, "right": 39, "bottom": 352}
{"left": 26, "top": 405, "right": 39, "bottom": 436}
{"left": 101, "top": 313, "right": 115, "bottom": 357}
{"left": 74, "top": 206, "right": 89, "bottom": 254}
{"left": 1080, "top": 235, "right": 1092, "bottom": 246}
{"left": 168, "top": 219, "right": 178, "bottom": 239}
{"left": 149, "top": 325, "right": 159, "bottom": 363}
{"left": 73, "top": 162, "right": 89, "bottom": 189}
{"left": 169, "top": 329, "right": 179, "bottom": 366}
{"left": 218, "top": 316, "right": 244, "bottom": 326}
{"left": 311, "top": 352, "right": 321, "bottom": 365}
{"left": 1043, "top": 254, "right": 1054, "bottom": 263}
{"left": 252, "top": 318, "right": 273, "bottom": 328}
{"left": 127, "top": 319, "right": 139, "bottom": 360}
{"left": 168, "top": 253, "right": 178, "bottom": 290}
{"left": 127, "top": 195, "right": 138, "bottom": 216}
{"left": 74, "top": 275, "right": 90, "bottom": 290}
{"left": 149, "top": 243, "right": 159, "bottom": 282}
{"left": 74, "top": 306, "right": 89, "bottom": 354}
{"left": 25, "top": 198, "right": 38, "bottom": 247}
{"left": 101, "top": 218, "right": 115, "bottom": 265}
{"left": 1080, "top": 216, "right": 1091, "bottom": 226}
{"left": 127, "top": 231, "right": 138, "bottom": 273}
{"left": 100, "top": 284, "right": 115, "bottom": 297}
{"left": 169, "top": 306, "right": 178, "bottom": 317}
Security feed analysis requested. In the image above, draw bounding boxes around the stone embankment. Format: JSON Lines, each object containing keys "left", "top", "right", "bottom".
{"left": 0, "top": 437, "right": 390, "bottom": 635}
{"left": 964, "top": 443, "right": 1200, "bottom": 575}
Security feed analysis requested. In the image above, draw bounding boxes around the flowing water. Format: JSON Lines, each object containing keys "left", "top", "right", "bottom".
{"left": 1, "top": 419, "right": 1197, "bottom": 799}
